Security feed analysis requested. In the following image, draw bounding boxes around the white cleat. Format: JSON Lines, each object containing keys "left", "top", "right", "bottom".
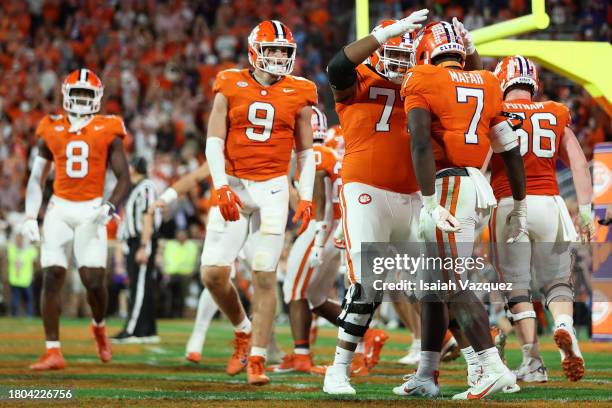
{"left": 513, "top": 357, "right": 548, "bottom": 383}
{"left": 398, "top": 343, "right": 420, "bottom": 365}
{"left": 452, "top": 366, "right": 516, "bottom": 400}
{"left": 323, "top": 364, "right": 356, "bottom": 395}
{"left": 392, "top": 372, "right": 440, "bottom": 397}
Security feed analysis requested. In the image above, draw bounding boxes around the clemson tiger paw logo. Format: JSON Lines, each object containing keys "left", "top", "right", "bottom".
{"left": 358, "top": 193, "right": 372, "bottom": 204}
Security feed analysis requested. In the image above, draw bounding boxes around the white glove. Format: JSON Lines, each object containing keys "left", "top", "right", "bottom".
{"left": 159, "top": 187, "right": 178, "bottom": 205}
{"left": 90, "top": 203, "right": 114, "bottom": 226}
{"left": 505, "top": 199, "right": 528, "bottom": 243}
{"left": 422, "top": 195, "right": 462, "bottom": 233}
{"left": 452, "top": 17, "right": 475, "bottom": 55}
{"left": 578, "top": 203, "right": 594, "bottom": 243}
{"left": 372, "top": 8, "right": 429, "bottom": 45}
{"left": 22, "top": 218, "right": 40, "bottom": 242}
{"left": 309, "top": 221, "right": 329, "bottom": 267}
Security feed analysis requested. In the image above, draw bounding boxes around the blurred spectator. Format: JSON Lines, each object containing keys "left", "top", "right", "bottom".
{"left": 6, "top": 231, "right": 38, "bottom": 317}
{"left": 162, "top": 230, "right": 199, "bottom": 318}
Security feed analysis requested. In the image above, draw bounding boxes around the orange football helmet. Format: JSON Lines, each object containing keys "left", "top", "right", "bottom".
{"left": 311, "top": 106, "right": 328, "bottom": 144}
{"left": 494, "top": 55, "right": 539, "bottom": 94}
{"left": 248, "top": 20, "right": 297, "bottom": 76}
{"left": 369, "top": 20, "right": 415, "bottom": 84}
{"left": 412, "top": 21, "right": 465, "bottom": 67}
{"left": 62, "top": 69, "right": 103, "bottom": 115}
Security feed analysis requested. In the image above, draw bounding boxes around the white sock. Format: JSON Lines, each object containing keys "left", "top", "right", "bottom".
{"left": 554, "top": 314, "right": 574, "bottom": 331}
{"left": 234, "top": 316, "right": 252, "bottom": 335}
{"left": 477, "top": 346, "right": 504, "bottom": 373}
{"left": 186, "top": 289, "right": 218, "bottom": 353}
{"left": 333, "top": 346, "right": 354, "bottom": 367}
{"left": 46, "top": 341, "right": 60, "bottom": 349}
{"left": 294, "top": 348, "right": 309, "bottom": 355}
{"left": 250, "top": 346, "right": 267, "bottom": 359}
{"left": 92, "top": 319, "right": 105, "bottom": 328}
{"left": 355, "top": 341, "right": 365, "bottom": 354}
{"left": 461, "top": 346, "right": 479, "bottom": 367}
{"left": 411, "top": 338, "right": 421, "bottom": 350}
{"left": 415, "top": 351, "right": 440, "bottom": 380}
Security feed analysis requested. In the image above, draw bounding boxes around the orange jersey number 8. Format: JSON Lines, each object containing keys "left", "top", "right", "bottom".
{"left": 514, "top": 112, "right": 557, "bottom": 158}
{"left": 246, "top": 102, "right": 275, "bottom": 141}
{"left": 66, "top": 140, "right": 89, "bottom": 178}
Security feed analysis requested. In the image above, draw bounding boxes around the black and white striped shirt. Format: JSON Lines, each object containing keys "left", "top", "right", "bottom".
{"left": 120, "top": 179, "right": 162, "bottom": 240}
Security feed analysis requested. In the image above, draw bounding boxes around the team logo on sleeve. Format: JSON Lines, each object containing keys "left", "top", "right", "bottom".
{"left": 358, "top": 193, "right": 372, "bottom": 204}
{"left": 237, "top": 81, "right": 248, "bottom": 88}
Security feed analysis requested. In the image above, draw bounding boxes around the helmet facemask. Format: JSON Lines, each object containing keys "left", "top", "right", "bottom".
{"left": 375, "top": 45, "right": 413, "bottom": 84}
{"left": 252, "top": 42, "right": 296, "bottom": 76}
{"left": 62, "top": 84, "right": 103, "bottom": 115}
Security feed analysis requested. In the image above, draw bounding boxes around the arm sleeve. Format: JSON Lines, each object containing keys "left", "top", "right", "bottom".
{"left": 25, "top": 156, "right": 50, "bottom": 218}
{"left": 327, "top": 48, "right": 358, "bottom": 90}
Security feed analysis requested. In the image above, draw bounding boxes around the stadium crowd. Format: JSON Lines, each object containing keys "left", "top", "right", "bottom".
{"left": 0, "top": 0, "right": 609, "bottom": 318}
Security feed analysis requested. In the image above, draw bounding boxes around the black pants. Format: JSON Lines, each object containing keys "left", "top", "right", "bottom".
{"left": 167, "top": 275, "right": 188, "bottom": 318}
{"left": 124, "top": 238, "right": 158, "bottom": 337}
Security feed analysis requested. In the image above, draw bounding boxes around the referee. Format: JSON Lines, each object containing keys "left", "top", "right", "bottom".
{"left": 112, "top": 157, "right": 162, "bottom": 344}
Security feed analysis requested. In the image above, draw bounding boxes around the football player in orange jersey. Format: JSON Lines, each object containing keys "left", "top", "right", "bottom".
{"left": 322, "top": 10, "right": 432, "bottom": 395}
{"left": 490, "top": 56, "right": 593, "bottom": 383}
{"left": 399, "top": 22, "right": 527, "bottom": 399}
{"left": 202, "top": 20, "right": 317, "bottom": 385}
{"left": 22, "top": 69, "right": 130, "bottom": 370}
{"left": 270, "top": 106, "right": 343, "bottom": 374}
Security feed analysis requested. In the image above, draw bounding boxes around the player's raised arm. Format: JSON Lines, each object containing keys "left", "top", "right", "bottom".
{"left": 452, "top": 17, "right": 482, "bottom": 70}
{"left": 327, "top": 9, "right": 428, "bottom": 102}
{"left": 559, "top": 127, "right": 594, "bottom": 241}
{"left": 23, "top": 139, "right": 54, "bottom": 242}
{"left": 292, "top": 105, "right": 315, "bottom": 234}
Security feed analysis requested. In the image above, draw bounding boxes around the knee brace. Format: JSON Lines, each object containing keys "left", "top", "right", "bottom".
{"left": 543, "top": 282, "right": 574, "bottom": 307}
{"left": 505, "top": 290, "right": 535, "bottom": 325}
{"left": 336, "top": 283, "right": 378, "bottom": 343}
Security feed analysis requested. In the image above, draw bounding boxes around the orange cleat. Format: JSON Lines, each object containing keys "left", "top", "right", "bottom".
{"left": 364, "top": 329, "right": 389, "bottom": 370}
{"left": 350, "top": 352, "right": 369, "bottom": 377}
{"left": 92, "top": 325, "right": 112, "bottom": 363}
{"left": 441, "top": 330, "right": 460, "bottom": 362}
{"left": 30, "top": 348, "right": 66, "bottom": 371}
{"left": 247, "top": 355, "right": 270, "bottom": 385}
{"left": 186, "top": 352, "right": 202, "bottom": 364}
{"left": 268, "top": 353, "right": 295, "bottom": 373}
{"left": 226, "top": 331, "right": 251, "bottom": 376}
{"left": 310, "top": 364, "right": 328, "bottom": 375}
{"left": 554, "top": 328, "right": 585, "bottom": 382}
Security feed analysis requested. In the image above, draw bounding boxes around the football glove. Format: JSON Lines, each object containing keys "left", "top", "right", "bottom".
{"left": 22, "top": 218, "right": 40, "bottom": 242}
{"left": 90, "top": 202, "right": 115, "bottom": 226}
{"left": 292, "top": 200, "right": 313, "bottom": 235}
{"left": 452, "top": 17, "right": 475, "bottom": 55}
{"left": 373, "top": 9, "right": 429, "bottom": 44}
{"left": 578, "top": 204, "right": 594, "bottom": 243}
{"left": 422, "top": 194, "right": 462, "bottom": 233}
{"left": 217, "top": 185, "right": 244, "bottom": 222}
{"left": 505, "top": 199, "right": 528, "bottom": 243}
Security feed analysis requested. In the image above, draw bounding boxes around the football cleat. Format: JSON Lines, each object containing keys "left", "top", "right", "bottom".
{"left": 186, "top": 352, "right": 202, "bottom": 364}
{"left": 30, "top": 348, "right": 66, "bottom": 371}
{"left": 364, "top": 329, "right": 389, "bottom": 369}
{"left": 226, "top": 331, "right": 251, "bottom": 376}
{"left": 441, "top": 331, "right": 460, "bottom": 361}
{"left": 392, "top": 371, "right": 440, "bottom": 397}
{"left": 92, "top": 325, "right": 112, "bottom": 363}
{"left": 247, "top": 356, "right": 270, "bottom": 386}
{"left": 554, "top": 326, "right": 585, "bottom": 382}
{"left": 514, "top": 357, "right": 548, "bottom": 383}
{"left": 350, "top": 352, "right": 369, "bottom": 377}
{"left": 323, "top": 364, "right": 356, "bottom": 395}
{"left": 467, "top": 364, "right": 483, "bottom": 388}
{"left": 453, "top": 366, "right": 516, "bottom": 400}
{"left": 398, "top": 341, "right": 420, "bottom": 365}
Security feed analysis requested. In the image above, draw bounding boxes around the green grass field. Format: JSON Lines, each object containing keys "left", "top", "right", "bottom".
{"left": 0, "top": 318, "right": 611, "bottom": 407}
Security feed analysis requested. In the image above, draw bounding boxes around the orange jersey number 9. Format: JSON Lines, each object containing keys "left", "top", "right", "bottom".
{"left": 514, "top": 112, "right": 557, "bottom": 158}
{"left": 66, "top": 140, "right": 89, "bottom": 178}
{"left": 246, "top": 102, "right": 275, "bottom": 141}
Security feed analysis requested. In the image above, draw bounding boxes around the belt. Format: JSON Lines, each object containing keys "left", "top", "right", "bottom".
{"left": 436, "top": 168, "right": 469, "bottom": 179}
